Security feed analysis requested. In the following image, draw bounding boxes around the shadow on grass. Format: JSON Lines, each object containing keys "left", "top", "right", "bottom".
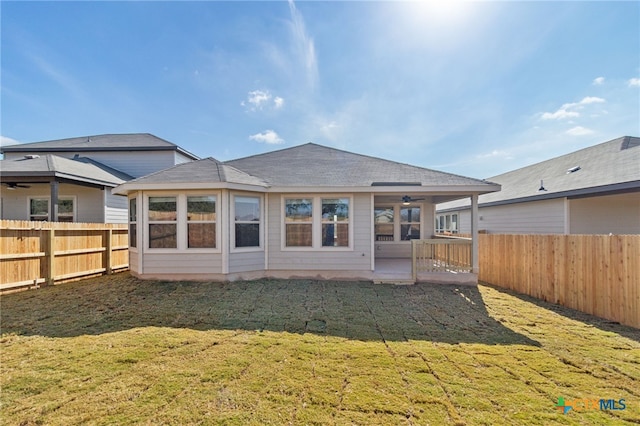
{"left": 1, "top": 273, "right": 539, "bottom": 345}
{"left": 481, "top": 282, "right": 640, "bottom": 344}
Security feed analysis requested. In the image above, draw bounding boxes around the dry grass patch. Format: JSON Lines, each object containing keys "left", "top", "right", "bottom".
{"left": 1, "top": 273, "right": 639, "bottom": 425}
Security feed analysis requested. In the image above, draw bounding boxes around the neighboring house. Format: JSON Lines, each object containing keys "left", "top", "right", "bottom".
{"left": 113, "top": 143, "right": 500, "bottom": 282}
{"left": 436, "top": 136, "right": 640, "bottom": 235}
{"left": 0, "top": 133, "right": 199, "bottom": 223}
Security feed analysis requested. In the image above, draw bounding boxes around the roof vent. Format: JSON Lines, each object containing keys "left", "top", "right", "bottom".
{"left": 566, "top": 166, "right": 581, "bottom": 174}
{"left": 24, "top": 154, "right": 40, "bottom": 159}
{"left": 538, "top": 180, "right": 547, "bottom": 192}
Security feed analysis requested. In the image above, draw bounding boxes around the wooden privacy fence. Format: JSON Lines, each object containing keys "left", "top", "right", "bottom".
{"left": 412, "top": 239, "right": 472, "bottom": 281}
{"left": 0, "top": 220, "right": 128, "bottom": 292}
{"left": 478, "top": 234, "right": 640, "bottom": 329}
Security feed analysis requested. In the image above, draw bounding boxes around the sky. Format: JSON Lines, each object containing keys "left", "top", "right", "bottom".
{"left": 1, "top": 1, "right": 639, "bottom": 179}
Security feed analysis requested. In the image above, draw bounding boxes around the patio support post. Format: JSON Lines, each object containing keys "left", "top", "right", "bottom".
{"left": 50, "top": 180, "right": 59, "bottom": 222}
{"left": 471, "top": 194, "right": 479, "bottom": 274}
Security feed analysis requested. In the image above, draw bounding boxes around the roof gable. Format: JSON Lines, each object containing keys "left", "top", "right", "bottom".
{"left": 225, "top": 143, "right": 490, "bottom": 187}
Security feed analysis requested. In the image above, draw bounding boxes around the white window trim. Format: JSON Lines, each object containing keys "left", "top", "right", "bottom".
{"left": 186, "top": 194, "right": 220, "bottom": 251}
{"left": 281, "top": 194, "right": 354, "bottom": 252}
{"left": 128, "top": 195, "right": 138, "bottom": 252}
{"left": 283, "top": 197, "right": 314, "bottom": 249}
{"left": 27, "top": 196, "right": 76, "bottom": 222}
{"left": 231, "top": 193, "right": 264, "bottom": 253}
{"left": 143, "top": 192, "right": 221, "bottom": 253}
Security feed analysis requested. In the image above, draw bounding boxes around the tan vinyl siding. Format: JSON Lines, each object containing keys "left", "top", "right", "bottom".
{"left": 142, "top": 253, "right": 223, "bottom": 274}
{"left": 267, "top": 193, "right": 372, "bottom": 271}
{"left": 569, "top": 192, "right": 640, "bottom": 234}
{"left": 476, "top": 199, "right": 566, "bottom": 234}
{"left": 229, "top": 251, "right": 265, "bottom": 273}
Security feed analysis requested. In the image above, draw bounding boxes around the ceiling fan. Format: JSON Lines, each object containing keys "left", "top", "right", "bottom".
{"left": 402, "top": 195, "right": 425, "bottom": 205}
{"left": 4, "top": 182, "right": 31, "bottom": 190}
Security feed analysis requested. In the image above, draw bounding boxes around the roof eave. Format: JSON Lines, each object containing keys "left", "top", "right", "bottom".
{"left": 112, "top": 182, "right": 270, "bottom": 196}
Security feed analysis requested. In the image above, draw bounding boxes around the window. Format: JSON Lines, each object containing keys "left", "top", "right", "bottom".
{"left": 235, "top": 196, "right": 260, "bottom": 248}
{"left": 187, "top": 196, "right": 217, "bottom": 248}
{"left": 322, "top": 198, "right": 349, "bottom": 247}
{"left": 29, "top": 197, "right": 74, "bottom": 222}
{"left": 374, "top": 207, "right": 394, "bottom": 241}
{"left": 129, "top": 198, "right": 137, "bottom": 248}
{"left": 148, "top": 196, "right": 177, "bottom": 249}
{"left": 436, "top": 214, "right": 459, "bottom": 234}
{"left": 285, "top": 198, "right": 313, "bottom": 247}
{"left": 400, "top": 206, "right": 421, "bottom": 240}
{"left": 30, "top": 199, "right": 49, "bottom": 221}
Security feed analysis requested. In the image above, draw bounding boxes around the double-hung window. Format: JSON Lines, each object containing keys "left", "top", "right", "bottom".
{"left": 400, "top": 206, "right": 421, "bottom": 240}
{"left": 187, "top": 196, "right": 216, "bottom": 248}
{"left": 284, "top": 196, "right": 351, "bottom": 249}
{"left": 285, "top": 198, "right": 313, "bottom": 247}
{"left": 234, "top": 196, "right": 261, "bottom": 248}
{"left": 129, "top": 198, "right": 137, "bottom": 248}
{"left": 374, "top": 207, "right": 394, "bottom": 241}
{"left": 29, "top": 197, "right": 75, "bottom": 222}
{"left": 321, "top": 198, "right": 349, "bottom": 247}
{"left": 148, "top": 196, "right": 177, "bottom": 249}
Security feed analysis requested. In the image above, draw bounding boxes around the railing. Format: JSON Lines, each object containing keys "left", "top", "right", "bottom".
{"left": 412, "top": 239, "right": 472, "bottom": 280}
{"left": 0, "top": 220, "right": 128, "bottom": 292}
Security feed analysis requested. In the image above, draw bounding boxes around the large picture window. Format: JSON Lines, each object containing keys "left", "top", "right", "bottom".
{"left": 148, "top": 196, "right": 177, "bottom": 249}
{"left": 285, "top": 198, "right": 313, "bottom": 247}
{"left": 321, "top": 198, "right": 349, "bottom": 247}
{"left": 235, "top": 196, "right": 260, "bottom": 248}
{"left": 187, "top": 196, "right": 216, "bottom": 248}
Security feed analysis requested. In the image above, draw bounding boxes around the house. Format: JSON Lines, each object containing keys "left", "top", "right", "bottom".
{"left": 436, "top": 136, "right": 640, "bottom": 235}
{"left": 0, "top": 133, "right": 199, "bottom": 223}
{"left": 113, "top": 143, "right": 501, "bottom": 282}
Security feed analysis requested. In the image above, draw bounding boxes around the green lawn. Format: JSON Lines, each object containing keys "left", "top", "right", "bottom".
{"left": 1, "top": 273, "right": 638, "bottom": 425}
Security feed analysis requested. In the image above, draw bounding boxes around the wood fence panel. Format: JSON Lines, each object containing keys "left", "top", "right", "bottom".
{"left": 0, "top": 220, "right": 129, "bottom": 292}
{"left": 478, "top": 234, "right": 640, "bottom": 329}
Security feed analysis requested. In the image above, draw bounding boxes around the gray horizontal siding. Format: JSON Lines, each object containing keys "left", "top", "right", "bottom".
{"left": 570, "top": 192, "right": 640, "bottom": 234}
{"left": 142, "top": 253, "right": 223, "bottom": 274}
{"left": 477, "top": 199, "right": 566, "bottom": 234}
{"left": 105, "top": 190, "right": 128, "bottom": 223}
{"left": 267, "top": 193, "right": 372, "bottom": 271}
{"left": 229, "top": 251, "right": 265, "bottom": 273}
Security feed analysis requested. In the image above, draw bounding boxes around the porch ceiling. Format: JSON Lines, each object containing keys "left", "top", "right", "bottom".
{"left": 374, "top": 194, "right": 477, "bottom": 205}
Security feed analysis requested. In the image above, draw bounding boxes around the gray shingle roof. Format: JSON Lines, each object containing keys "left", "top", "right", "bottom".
{"left": 225, "top": 143, "right": 493, "bottom": 188}
{"left": 0, "top": 133, "right": 199, "bottom": 160}
{"left": 120, "top": 157, "right": 269, "bottom": 187}
{"left": 438, "top": 136, "right": 640, "bottom": 210}
{"left": 0, "top": 154, "right": 132, "bottom": 186}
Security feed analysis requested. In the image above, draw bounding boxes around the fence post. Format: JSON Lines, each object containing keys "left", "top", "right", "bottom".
{"left": 47, "top": 228, "right": 55, "bottom": 286}
{"left": 106, "top": 228, "right": 113, "bottom": 275}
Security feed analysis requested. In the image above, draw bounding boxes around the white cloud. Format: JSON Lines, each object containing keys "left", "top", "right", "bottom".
{"left": 592, "top": 77, "right": 605, "bottom": 85}
{"left": 0, "top": 135, "right": 20, "bottom": 147}
{"left": 540, "top": 96, "right": 605, "bottom": 120}
{"left": 566, "top": 126, "right": 594, "bottom": 136}
{"left": 288, "top": 0, "right": 318, "bottom": 89}
{"left": 476, "top": 149, "right": 513, "bottom": 160}
{"left": 628, "top": 78, "right": 640, "bottom": 87}
{"left": 249, "top": 130, "right": 284, "bottom": 144}
{"left": 241, "top": 90, "right": 285, "bottom": 111}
